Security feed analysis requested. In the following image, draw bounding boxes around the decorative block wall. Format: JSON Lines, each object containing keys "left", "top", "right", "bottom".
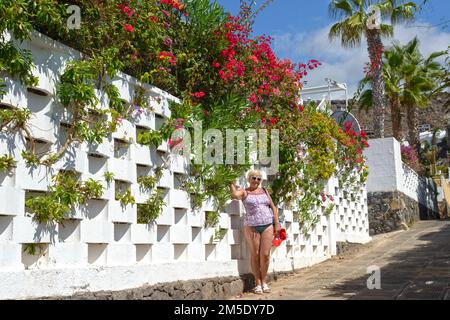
{"left": 0, "top": 31, "right": 370, "bottom": 299}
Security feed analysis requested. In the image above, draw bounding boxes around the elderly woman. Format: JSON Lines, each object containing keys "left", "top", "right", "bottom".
{"left": 229, "top": 169, "right": 281, "bottom": 294}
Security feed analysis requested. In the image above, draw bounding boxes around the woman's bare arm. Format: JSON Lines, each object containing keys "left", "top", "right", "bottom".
{"left": 230, "top": 182, "right": 245, "bottom": 200}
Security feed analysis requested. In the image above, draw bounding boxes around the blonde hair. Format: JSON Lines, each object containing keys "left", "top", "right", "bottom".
{"left": 247, "top": 169, "right": 262, "bottom": 183}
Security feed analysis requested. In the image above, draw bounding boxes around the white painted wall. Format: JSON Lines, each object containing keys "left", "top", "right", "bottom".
{"left": 364, "top": 137, "right": 437, "bottom": 208}
{"left": 0, "top": 31, "right": 370, "bottom": 299}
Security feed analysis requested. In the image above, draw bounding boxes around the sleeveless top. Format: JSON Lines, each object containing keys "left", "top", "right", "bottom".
{"left": 242, "top": 189, "right": 274, "bottom": 227}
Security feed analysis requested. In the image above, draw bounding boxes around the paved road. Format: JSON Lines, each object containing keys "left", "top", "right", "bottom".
{"left": 233, "top": 220, "right": 450, "bottom": 300}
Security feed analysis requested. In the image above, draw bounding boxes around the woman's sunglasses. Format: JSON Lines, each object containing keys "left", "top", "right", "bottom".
{"left": 251, "top": 176, "right": 262, "bottom": 182}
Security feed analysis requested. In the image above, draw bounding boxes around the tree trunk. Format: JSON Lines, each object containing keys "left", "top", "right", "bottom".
{"left": 390, "top": 95, "right": 402, "bottom": 141}
{"left": 366, "top": 29, "right": 386, "bottom": 138}
{"left": 407, "top": 105, "right": 419, "bottom": 150}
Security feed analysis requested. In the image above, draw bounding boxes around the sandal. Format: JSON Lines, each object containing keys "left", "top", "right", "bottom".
{"left": 262, "top": 283, "right": 271, "bottom": 293}
{"left": 253, "top": 285, "right": 263, "bottom": 294}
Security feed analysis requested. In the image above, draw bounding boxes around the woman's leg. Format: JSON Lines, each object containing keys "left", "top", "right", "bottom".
{"left": 259, "top": 225, "right": 274, "bottom": 285}
{"left": 244, "top": 226, "right": 262, "bottom": 286}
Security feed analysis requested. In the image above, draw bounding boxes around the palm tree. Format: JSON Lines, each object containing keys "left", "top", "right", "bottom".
{"left": 401, "top": 39, "right": 446, "bottom": 149}
{"left": 358, "top": 38, "right": 446, "bottom": 145}
{"left": 329, "top": 0, "right": 418, "bottom": 138}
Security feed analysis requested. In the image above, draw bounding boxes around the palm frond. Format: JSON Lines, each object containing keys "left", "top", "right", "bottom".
{"left": 329, "top": 0, "right": 354, "bottom": 19}
{"left": 379, "top": 24, "right": 394, "bottom": 37}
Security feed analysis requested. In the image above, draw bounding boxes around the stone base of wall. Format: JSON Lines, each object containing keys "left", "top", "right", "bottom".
{"left": 36, "top": 271, "right": 298, "bottom": 300}
{"left": 336, "top": 242, "right": 365, "bottom": 257}
{"left": 368, "top": 191, "right": 439, "bottom": 235}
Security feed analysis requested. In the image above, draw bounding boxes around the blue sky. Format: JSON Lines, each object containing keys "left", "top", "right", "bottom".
{"left": 216, "top": 0, "right": 450, "bottom": 98}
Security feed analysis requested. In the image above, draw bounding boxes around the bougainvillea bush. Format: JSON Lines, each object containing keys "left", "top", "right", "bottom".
{"left": 0, "top": 0, "right": 369, "bottom": 228}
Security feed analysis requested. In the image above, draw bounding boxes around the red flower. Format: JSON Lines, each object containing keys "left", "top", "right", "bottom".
{"left": 360, "top": 130, "right": 367, "bottom": 138}
{"left": 118, "top": 4, "right": 134, "bottom": 17}
{"left": 203, "top": 110, "right": 209, "bottom": 117}
{"left": 212, "top": 62, "right": 221, "bottom": 68}
{"left": 131, "top": 52, "right": 138, "bottom": 60}
{"left": 124, "top": 24, "right": 134, "bottom": 32}
{"left": 191, "top": 92, "right": 206, "bottom": 99}
{"left": 269, "top": 117, "right": 278, "bottom": 125}
{"left": 298, "top": 105, "right": 304, "bottom": 112}
{"left": 150, "top": 16, "right": 159, "bottom": 23}
{"left": 158, "top": 51, "right": 176, "bottom": 66}
{"left": 248, "top": 93, "right": 257, "bottom": 104}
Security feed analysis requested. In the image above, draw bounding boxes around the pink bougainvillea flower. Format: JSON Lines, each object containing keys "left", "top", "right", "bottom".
{"left": 163, "top": 37, "right": 173, "bottom": 47}
{"left": 124, "top": 24, "right": 134, "bottom": 32}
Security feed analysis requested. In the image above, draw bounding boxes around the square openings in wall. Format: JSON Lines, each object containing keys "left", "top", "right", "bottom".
{"left": 136, "top": 164, "right": 154, "bottom": 193}
{"left": 0, "top": 216, "right": 13, "bottom": 241}
{"left": 174, "top": 208, "right": 187, "bottom": 225}
{"left": 114, "top": 138, "right": 130, "bottom": 160}
{"left": 88, "top": 153, "right": 107, "bottom": 175}
{"left": 155, "top": 114, "right": 166, "bottom": 131}
{"left": 84, "top": 199, "right": 108, "bottom": 221}
{"left": 286, "top": 245, "right": 293, "bottom": 257}
{"left": 25, "top": 137, "right": 51, "bottom": 157}
{"left": 88, "top": 244, "right": 107, "bottom": 265}
{"left": 136, "top": 125, "right": 152, "bottom": 146}
{"left": 21, "top": 243, "right": 49, "bottom": 270}
{"left": 115, "top": 180, "right": 132, "bottom": 201}
{"left": 173, "top": 172, "right": 186, "bottom": 190}
{"left": 136, "top": 244, "right": 152, "bottom": 264}
{"left": 300, "top": 245, "right": 306, "bottom": 255}
{"left": 157, "top": 225, "right": 170, "bottom": 243}
{"left": 174, "top": 244, "right": 188, "bottom": 261}
{"left": 205, "top": 244, "right": 216, "bottom": 261}
{"left": 191, "top": 227, "right": 202, "bottom": 243}
{"left": 27, "top": 88, "right": 51, "bottom": 114}
{"left": 24, "top": 190, "right": 47, "bottom": 217}
{"left": 58, "top": 219, "right": 81, "bottom": 243}
{"left": 114, "top": 223, "right": 131, "bottom": 243}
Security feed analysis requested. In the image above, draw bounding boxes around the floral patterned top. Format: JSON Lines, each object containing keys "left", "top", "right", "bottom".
{"left": 242, "top": 189, "right": 274, "bottom": 227}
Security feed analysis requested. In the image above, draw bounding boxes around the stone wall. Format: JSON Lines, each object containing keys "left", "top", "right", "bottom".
{"left": 367, "top": 191, "right": 439, "bottom": 235}
{"left": 37, "top": 272, "right": 300, "bottom": 300}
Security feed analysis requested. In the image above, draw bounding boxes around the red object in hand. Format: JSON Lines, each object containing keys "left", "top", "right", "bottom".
{"left": 272, "top": 228, "right": 287, "bottom": 247}
{"left": 279, "top": 228, "right": 287, "bottom": 240}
